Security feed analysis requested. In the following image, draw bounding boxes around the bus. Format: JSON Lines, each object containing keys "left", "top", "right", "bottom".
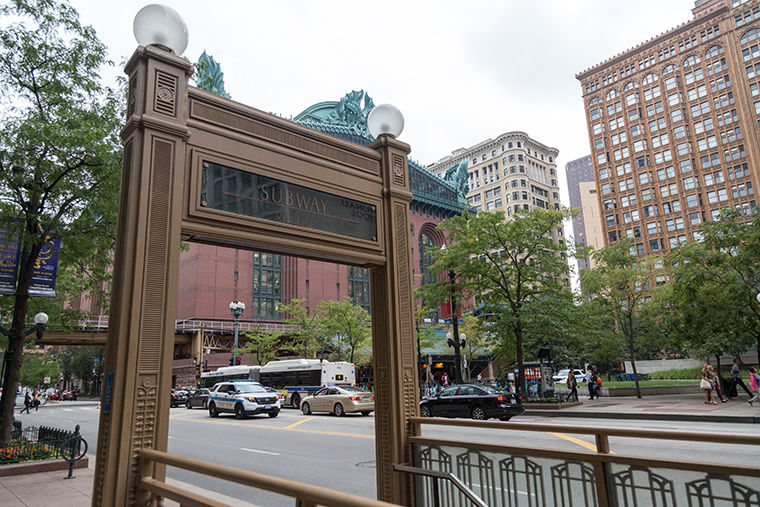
{"left": 259, "top": 359, "right": 356, "bottom": 408}
{"left": 200, "top": 365, "right": 261, "bottom": 389}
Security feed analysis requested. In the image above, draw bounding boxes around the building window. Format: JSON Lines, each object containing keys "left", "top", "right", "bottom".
{"left": 348, "top": 266, "right": 370, "bottom": 312}
{"left": 252, "top": 252, "right": 281, "bottom": 320}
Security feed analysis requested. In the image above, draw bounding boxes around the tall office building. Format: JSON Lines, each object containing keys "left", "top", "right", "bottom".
{"left": 565, "top": 155, "right": 605, "bottom": 270}
{"left": 428, "top": 131, "right": 562, "bottom": 223}
{"left": 577, "top": 0, "right": 760, "bottom": 256}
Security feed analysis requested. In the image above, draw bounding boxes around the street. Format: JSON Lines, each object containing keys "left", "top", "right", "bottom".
{"left": 15, "top": 402, "right": 760, "bottom": 506}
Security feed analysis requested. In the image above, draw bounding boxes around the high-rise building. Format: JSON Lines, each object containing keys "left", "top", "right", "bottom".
{"left": 428, "top": 131, "right": 562, "bottom": 224}
{"left": 577, "top": 0, "right": 760, "bottom": 256}
{"left": 565, "top": 155, "right": 605, "bottom": 270}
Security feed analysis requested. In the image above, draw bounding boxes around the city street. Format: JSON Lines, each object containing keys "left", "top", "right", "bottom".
{"left": 15, "top": 401, "right": 759, "bottom": 506}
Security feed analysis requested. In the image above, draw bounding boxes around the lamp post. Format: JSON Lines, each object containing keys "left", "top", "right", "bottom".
{"left": 0, "top": 312, "right": 48, "bottom": 388}
{"left": 229, "top": 301, "right": 245, "bottom": 365}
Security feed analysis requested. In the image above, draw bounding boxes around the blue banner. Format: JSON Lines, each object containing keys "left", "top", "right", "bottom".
{"left": 28, "top": 226, "right": 61, "bottom": 298}
{"left": 0, "top": 220, "right": 23, "bottom": 295}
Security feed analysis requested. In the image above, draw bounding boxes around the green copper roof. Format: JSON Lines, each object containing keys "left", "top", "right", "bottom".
{"left": 293, "top": 90, "right": 467, "bottom": 216}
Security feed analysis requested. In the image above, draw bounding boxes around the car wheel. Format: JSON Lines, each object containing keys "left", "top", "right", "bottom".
{"left": 333, "top": 403, "right": 345, "bottom": 417}
{"left": 291, "top": 393, "right": 301, "bottom": 409}
{"left": 360, "top": 411, "right": 371, "bottom": 416}
{"left": 471, "top": 406, "right": 487, "bottom": 420}
{"left": 420, "top": 405, "right": 432, "bottom": 417}
{"left": 301, "top": 402, "right": 311, "bottom": 415}
{"left": 186, "top": 401, "right": 192, "bottom": 409}
{"left": 208, "top": 402, "right": 218, "bottom": 418}
{"left": 499, "top": 416, "right": 512, "bottom": 421}
{"left": 234, "top": 403, "right": 247, "bottom": 419}
{"left": 268, "top": 410, "right": 279, "bottom": 418}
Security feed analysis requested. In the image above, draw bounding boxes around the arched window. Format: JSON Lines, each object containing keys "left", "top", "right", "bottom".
{"left": 419, "top": 233, "right": 436, "bottom": 286}
{"left": 741, "top": 28, "right": 760, "bottom": 45}
{"left": 662, "top": 64, "right": 678, "bottom": 75}
{"left": 683, "top": 55, "right": 701, "bottom": 68}
{"left": 588, "top": 96, "right": 602, "bottom": 106}
{"left": 623, "top": 81, "right": 638, "bottom": 91}
{"left": 642, "top": 73, "right": 658, "bottom": 86}
{"left": 605, "top": 89, "right": 619, "bottom": 101}
{"left": 705, "top": 44, "right": 724, "bottom": 59}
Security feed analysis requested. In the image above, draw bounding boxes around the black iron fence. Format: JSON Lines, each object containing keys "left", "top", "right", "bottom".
{"left": 0, "top": 424, "right": 87, "bottom": 470}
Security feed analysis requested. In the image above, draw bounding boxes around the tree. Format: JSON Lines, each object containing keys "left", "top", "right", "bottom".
{"left": 581, "top": 240, "right": 661, "bottom": 398}
{"left": 459, "top": 314, "right": 495, "bottom": 381}
{"left": 316, "top": 298, "right": 371, "bottom": 364}
{"left": 19, "top": 353, "right": 59, "bottom": 389}
{"left": 237, "top": 328, "right": 283, "bottom": 366}
{"left": 414, "top": 305, "right": 442, "bottom": 388}
{"left": 55, "top": 345, "right": 104, "bottom": 395}
{"left": 429, "top": 208, "right": 575, "bottom": 397}
{"left": 0, "top": 0, "right": 121, "bottom": 441}
{"left": 278, "top": 298, "right": 321, "bottom": 358}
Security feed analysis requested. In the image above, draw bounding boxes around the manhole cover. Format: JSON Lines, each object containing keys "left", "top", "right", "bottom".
{"left": 356, "top": 461, "right": 376, "bottom": 469}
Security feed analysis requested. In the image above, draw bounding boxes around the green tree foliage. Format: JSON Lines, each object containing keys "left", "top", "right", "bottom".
{"left": 427, "top": 209, "right": 574, "bottom": 397}
{"left": 459, "top": 314, "right": 495, "bottom": 381}
{"left": 238, "top": 329, "right": 284, "bottom": 366}
{"left": 55, "top": 345, "right": 104, "bottom": 394}
{"left": 581, "top": 240, "right": 661, "bottom": 398}
{"left": 278, "top": 298, "right": 321, "bottom": 358}
{"left": 316, "top": 297, "right": 371, "bottom": 364}
{"left": 20, "top": 353, "right": 59, "bottom": 388}
{"left": 0, "top": 0, "right": 122, "bottom": 441}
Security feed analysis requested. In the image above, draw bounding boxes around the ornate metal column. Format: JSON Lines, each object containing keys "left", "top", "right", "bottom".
{"left": 92, "top": 45, "right": 192, "bottom": 505}
{"left": 369, "top": 134, "right": 418, "bottom": 505}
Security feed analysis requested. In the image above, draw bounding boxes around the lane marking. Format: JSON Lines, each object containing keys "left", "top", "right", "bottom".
{"left": 241, "top": 447, "right": 280, "bottom": 456}
{"left": 171, "top": 416, "right": 374, "bottom": 439}
{"left": 283, "top": 416, "right": 315, "bottom": 429}
{"left": 548, "top": 432, "right": 599, "bottom": 452}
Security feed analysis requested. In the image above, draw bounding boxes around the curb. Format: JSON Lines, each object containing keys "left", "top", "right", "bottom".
{"left": 0, "top": 457, "right": 89, "bottom": 477}
{"left": 524, "top": 409, "right": 760, "bottom": 424}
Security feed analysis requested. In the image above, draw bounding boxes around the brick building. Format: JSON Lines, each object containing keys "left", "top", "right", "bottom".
{"left": 577, "top": 0, "right": 760, "bottom": 256}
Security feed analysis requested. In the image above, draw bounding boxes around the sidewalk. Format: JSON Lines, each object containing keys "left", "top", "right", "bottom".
{"left": 526, "top": 391, "right": 760, "bottom": 423}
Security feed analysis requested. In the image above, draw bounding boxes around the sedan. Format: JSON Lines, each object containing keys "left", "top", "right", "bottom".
{"left": 552, "top": 369, "right": 586, "bottom": 384}
{"left": 300, "top": 386, "right": 374, "bottom": 416}
{"left": 186, "top": 388, "right": 210, "bottom": 409}
{"left": 170, "top": 389, "right": 189, "bottom": 407}
{"left": 61, "top": 390, "right": 78, "bottom": 401}
{"left": 419, "top": 384, "right": 524, "bottom": 421}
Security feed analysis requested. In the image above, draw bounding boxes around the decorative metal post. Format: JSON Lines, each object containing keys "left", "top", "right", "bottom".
{"left": 446, "top": 271, "right": 466, "bottom": 384}
{"left": 229, "top": 301, "right": 245, "bottom": 364}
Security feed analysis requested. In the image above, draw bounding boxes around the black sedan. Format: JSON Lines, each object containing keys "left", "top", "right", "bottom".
{"left": 419, "top": 384, "right": 524, "bottom": 421}
{"left": 185, "top": 388, "right": 210, "bottom": 409}
{"left": 170, "top": 389, "right": 190, "bottom": 407}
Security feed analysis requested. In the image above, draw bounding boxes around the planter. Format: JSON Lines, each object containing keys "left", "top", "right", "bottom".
{"left": 0, "top": 456, "right": 88, "bottom": 477}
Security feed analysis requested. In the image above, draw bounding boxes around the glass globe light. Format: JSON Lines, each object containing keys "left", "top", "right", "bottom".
{"left": 367, "top": 104, "right": 404, "bottom": 138}
{"left": 34, "top": 312, "right": 49, "bottom": 325}
{"left": 757, "top": 292, "right": 760, "bottom": 303}
{"left": 133, "top": 4, "right": 189, "bottom": 55}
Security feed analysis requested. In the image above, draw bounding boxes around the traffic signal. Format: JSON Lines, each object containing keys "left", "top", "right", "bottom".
{"left": 235, "top": 357, "right": 241, "bottom": 365}
{"left": 229, "top": 357, "right": 234, "bottom": 366}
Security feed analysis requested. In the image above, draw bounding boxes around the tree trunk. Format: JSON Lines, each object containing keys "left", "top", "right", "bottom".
{"left": 515, "top": 322, "right": 525, "bottom": 400}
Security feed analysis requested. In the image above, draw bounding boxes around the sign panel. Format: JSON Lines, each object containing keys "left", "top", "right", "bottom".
{"left": 28, "top": 230, "right": 61, "bottom": 298}
{"left": 103, "top": 373, "right": 113, "bottom": 414}
{"left": 200, "top": 161, "right": 378, "bottom": 242}
{"left": 0, "top": 221, "right": 22, "bottom": 295}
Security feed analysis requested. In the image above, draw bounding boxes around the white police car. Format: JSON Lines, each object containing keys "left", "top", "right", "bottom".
{"left": 207, "top": 381, "right": 280, "bottom": 419}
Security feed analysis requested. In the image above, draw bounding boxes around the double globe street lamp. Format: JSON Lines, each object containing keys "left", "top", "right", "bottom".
{"left": 229, "top": 301, "right": 245, "bottom": 365}
{"left": 0, "top": 312, "right": 49, "bottom": 388}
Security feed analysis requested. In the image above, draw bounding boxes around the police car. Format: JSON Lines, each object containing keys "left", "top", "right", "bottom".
{"left": 207, "top": 381, "right": 281, "bottom": 419}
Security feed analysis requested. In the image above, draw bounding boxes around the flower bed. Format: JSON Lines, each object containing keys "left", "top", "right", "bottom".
{"left": 0, "top": 439, "right": 55, "bottom": 465}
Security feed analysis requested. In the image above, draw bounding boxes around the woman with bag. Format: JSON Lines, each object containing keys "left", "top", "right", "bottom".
{"left": 701, "top": 364, "right": 717, "bottom": 405}
{"left": 566, "top": 373, "right": 578, "bottom": 402}
{"left": 708, "top": 365, "right": 727, "bottom": 403}
{"left": 748, "top": 367, "right": 759, "bottom": 406}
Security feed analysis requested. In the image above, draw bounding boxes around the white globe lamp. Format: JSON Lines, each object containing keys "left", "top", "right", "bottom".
{"left": 133, "top": 4, "right": 189, "bottom": 55}
{"left": 367, "top": 104, "right": 404, "bottom": 138}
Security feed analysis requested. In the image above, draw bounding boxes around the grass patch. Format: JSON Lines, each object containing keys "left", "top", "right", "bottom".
{"left": 648, "top": 367, "right": 704, "bottom": 380}
{"left": 601, "top": 379, "right": 696, "bottom": 388}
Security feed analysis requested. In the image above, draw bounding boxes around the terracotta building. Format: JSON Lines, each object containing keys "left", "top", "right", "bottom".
{"left": 577, "top": 0, "right": 760, "bottom": 256}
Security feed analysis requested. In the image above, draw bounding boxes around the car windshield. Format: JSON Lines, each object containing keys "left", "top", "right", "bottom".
{"left": 231, "top": 384, "right": 266, "bottom": 393}
{"left": 341, "top": 386, "right": 370, "bottom": 393}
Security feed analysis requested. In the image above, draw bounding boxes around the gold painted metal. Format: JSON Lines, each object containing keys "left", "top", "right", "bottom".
{"left": 94, "top": 45, "right": 417, "bottom": 505}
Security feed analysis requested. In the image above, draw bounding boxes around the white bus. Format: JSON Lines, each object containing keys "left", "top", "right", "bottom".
{"left": 259, "top": 359, "right": 356, "bottom": 408}
{"left": 200, "top": 365, "right": 261, "bottom": 389}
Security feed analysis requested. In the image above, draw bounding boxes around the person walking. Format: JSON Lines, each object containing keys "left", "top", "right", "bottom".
{"left": 708, "top": 365, "right": 727, "bottom": 403}
{"left": 586, "top": 368, "right": 596, "bottom": 400}
{"left": 441, "top": 372, "right": 450, "bottom": 387}
{"left": 32, "top": 389, "right": 41, "bottom": 411}
{"left": 748, "top": 367, "right": 760, "bottom": 406}
{"left": 701, "top": 364, "right": 717, "bottom": 405}
{"left": 20, "top": 391, "right": 31, "bottom": 414}
{"left": 507, "top": 371, "right": 515, "bottom": 392}
{"left": 566, "top": 372, "right": 578, "bottom": 402}
{"left": 730, "top": 358, "right": 753, "bottom": 399}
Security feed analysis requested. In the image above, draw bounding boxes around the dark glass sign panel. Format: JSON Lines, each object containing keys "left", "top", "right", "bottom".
{"left": 200, "top": 161, "right": 377, "bottom": 242}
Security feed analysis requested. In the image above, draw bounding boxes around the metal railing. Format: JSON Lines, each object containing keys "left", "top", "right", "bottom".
{"left": 1, "top": 424, "right": 87, "bottom": 474}
{"left": 394, "top": 463, "right": 487, "bottom": 507}
{"left": 78, "top": 315, "right": 294, "bottom": 333}
{"left": 402, "top": 417, "right": 760, "bottom": 507}
{"left": 138, "top": 448, "right": 400, "bottom": 506}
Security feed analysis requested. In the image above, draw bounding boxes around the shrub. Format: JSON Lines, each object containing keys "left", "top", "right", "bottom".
{"left": 0, "top": 440, "right": 54, "bottom": 465}
{"left": 648, "top": 367, "right": 703, "bottom": 380}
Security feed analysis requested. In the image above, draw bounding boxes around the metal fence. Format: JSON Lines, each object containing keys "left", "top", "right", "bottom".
{"left": 403, "top": 418, "right": 760, "bottom": 507}
{"left": 0, "top": 424, "right": 87, "bottom": 468}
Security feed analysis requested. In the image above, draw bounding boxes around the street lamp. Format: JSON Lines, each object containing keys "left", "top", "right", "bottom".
{"left": 229, "top": 301, "right": 245, "bottom": 365}
{"left": 0, "top": 312, "right": 48, "bottom": 388}
{"left": 446, "top": 331, "right": 467, "bottom": 385}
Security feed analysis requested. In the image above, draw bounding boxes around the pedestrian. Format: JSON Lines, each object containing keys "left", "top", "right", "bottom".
{"left": 507, "top": 371, "right": 515, "bottom": 392}
{"left": 32, "top": 389, "right": 40, "bottom": 411}
{"left": 730, "top": 358, "right": 753, "bottom": 399}
{"left": 441, "top": 372, "right": 450, "bottom": 387}
{"left": 587, "top": 368, "right": 596, "bottom": 400}
{"left": 708, "top": 365, "right": 727, "bottom": 403}
{"left": 701, "top": 364, "right": 717, "bottom": 405}
{"left": 595, "top": 374, "right": 603, "bottom": 398}
{"left": 20, "top": 391, "right": 31, "bottom": 414}
{"left": 566, "top": 371, "right": 578, "bottom": 402}
{"left": 748, "top": 367, "right": 760, "bottom": 406}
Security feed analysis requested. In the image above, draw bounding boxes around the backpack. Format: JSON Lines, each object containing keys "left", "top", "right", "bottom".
{"left": 596, "top": 377, "right": 603, "bottom": 387}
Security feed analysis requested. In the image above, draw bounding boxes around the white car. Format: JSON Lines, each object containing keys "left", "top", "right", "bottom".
{"left": 207, "top": 381, "right": 281, "bottom": 419}
{"left": 552, "top": 369, "right": 587, "bottom": 384}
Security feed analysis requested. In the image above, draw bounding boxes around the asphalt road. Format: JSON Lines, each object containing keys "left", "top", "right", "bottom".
{"left": 14, "top": 401, "right": 760, "bottom": 506}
